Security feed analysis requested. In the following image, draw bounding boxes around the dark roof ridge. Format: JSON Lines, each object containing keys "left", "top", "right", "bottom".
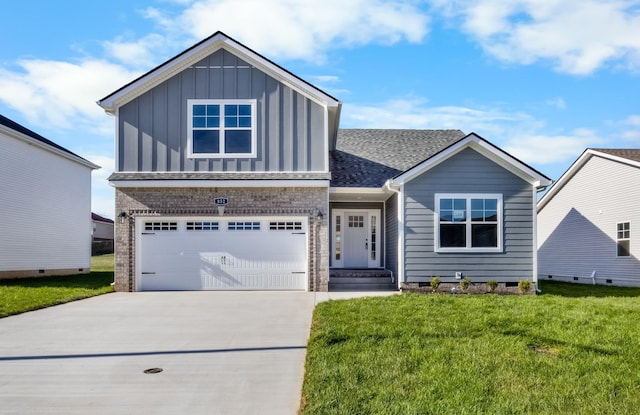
{"left": 0, "top": 113, "right": 85, "bottom": 160}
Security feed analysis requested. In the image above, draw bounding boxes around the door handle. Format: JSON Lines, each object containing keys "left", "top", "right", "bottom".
{"left": 365, "top": 238, "right": 368, "bottom": 250}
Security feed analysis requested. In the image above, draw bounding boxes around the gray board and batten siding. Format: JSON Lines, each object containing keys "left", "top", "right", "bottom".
{"left": 117, "top": 49, "right": 326, "bottom": 173}
{"left": 403, "top": 147, "right": 535, "bottom": 282}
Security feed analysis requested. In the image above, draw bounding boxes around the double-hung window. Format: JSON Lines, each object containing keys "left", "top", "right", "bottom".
{"left": 188, "top": 99, "right": 257, "bottom": 158}
{"left": 617, "top": 222, "right": 630, "bottom": 257}
{"left": 435, "top": 194, "right": 503, "bottom": 252}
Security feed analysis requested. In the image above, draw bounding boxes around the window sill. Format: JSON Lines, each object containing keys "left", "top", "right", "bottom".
{"left": 435, "top": 247, "right": 503, "bottom": 254}
{"left": 188, "top": 152, "right": 257, "bottom": 159}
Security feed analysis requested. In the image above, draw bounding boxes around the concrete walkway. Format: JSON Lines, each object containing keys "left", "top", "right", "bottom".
{"left": 0, "top": 291, "right": 396, "bottom": 415}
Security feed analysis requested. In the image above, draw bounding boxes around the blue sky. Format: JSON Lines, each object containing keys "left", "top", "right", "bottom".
{"left": 1, "top": 0, "right": 639, "bottom": 218}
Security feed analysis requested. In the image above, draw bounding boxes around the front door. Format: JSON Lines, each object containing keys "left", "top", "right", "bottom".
{"left": 344, "top": 212, "right": 369, "bottom": 267}
{"left": 332, "top": 210, "right": 381, "bottom": 268}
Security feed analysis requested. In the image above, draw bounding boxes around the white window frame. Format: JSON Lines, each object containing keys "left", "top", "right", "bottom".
{"left": 434, "top": 193, "right": 503, "bottom": 253}
{"left": 187, "top": 99, "right": 257, "bottom": 158}
{"left": 616, "top": 221, "right": 631, "bottom": 257}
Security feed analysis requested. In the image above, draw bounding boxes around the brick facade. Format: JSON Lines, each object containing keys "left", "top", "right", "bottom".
{"left": 114, "top": 186, "right": 329, "bottom": 292}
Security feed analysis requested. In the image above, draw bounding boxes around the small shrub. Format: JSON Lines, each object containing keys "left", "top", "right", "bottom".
{"left": 487, "top": 280, "right": 498, "bottom": 293}
{"left": 518, "top": 280, "right": 532, "bottom": 294}
{"left": 460, "top": 277, "right": 472, "bottom": 291}
{"left": 430, "top": 276, "right": 441, "bottom": 292}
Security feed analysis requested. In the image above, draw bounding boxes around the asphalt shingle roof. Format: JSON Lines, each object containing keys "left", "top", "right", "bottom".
{"left": 331, "top": 129, "right": 466, "bottom": 187}
{"left": 592, "top": 148, "right": 640, "bottom": 163}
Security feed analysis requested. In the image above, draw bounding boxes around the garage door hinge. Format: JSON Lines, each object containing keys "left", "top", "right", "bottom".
{"left": 141, "top": 272, "right": 156, "bottom": 275}
{"left": 291, "top": 271, "right": 306, "bottom": 274}
{"left": 141, "top": 232, "right": 155, "bottom": 235}
{"left": 291, "top": 232, "right": 306, "bottom": 235}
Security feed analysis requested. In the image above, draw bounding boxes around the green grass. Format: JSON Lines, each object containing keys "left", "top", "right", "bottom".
{"left": 301, "top": 281, "right": 640, "bottom": 414}
{"left": 0, "top": 254, "right": 114, "bottom": 318}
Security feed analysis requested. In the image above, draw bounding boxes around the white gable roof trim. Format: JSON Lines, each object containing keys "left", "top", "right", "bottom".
{"left": 98, "top": 32, "right": 341, "bottom": 113}
{"left": 390, "top": 133, "right": 551, "bottom": 188}
{"left": 537, "top": 148, "right": 640, "bottom": 212}
{"left": 0, "top": 123, "right": 99, "bottom": 170}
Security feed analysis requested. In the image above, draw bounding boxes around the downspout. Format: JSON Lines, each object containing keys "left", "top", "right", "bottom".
{"left": 384, "top": 180, "right": 403, "bottom": 290}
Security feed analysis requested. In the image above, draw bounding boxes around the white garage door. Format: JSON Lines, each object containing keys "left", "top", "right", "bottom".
{"left": 137, "top": 217, "right": 308, "bottom": 291}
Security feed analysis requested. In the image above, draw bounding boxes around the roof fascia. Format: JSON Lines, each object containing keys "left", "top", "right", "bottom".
{"left": 537, "top": 149, "right": 640, "bottom": 212}
{"left": 0, "top": 124, "right": 100, "bottom": 170}
{"left": 391, "top": 133, "right": 551, "bottom": 188}
{"left": 98, "top": 32, "right": 340, "bottom": 113}
{"left": 590, "top": 150, "right": 640, "bottom": 169}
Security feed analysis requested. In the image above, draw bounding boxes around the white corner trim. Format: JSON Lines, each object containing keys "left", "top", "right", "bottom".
{"left": 532, "top": 186, "right": 539, "bottom": 284}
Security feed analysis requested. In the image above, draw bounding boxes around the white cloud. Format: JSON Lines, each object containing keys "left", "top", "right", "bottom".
{"left": 546, "top": 97, "right": 566, "bottom": 110}
{"left": 0, "top": 59, "right": 139, "bottom": 135}
{"left": 342, "top": 96, "right": 607, "bottom": 168}
{"left": 148, "top": 0, "right": 430, "bottom": 63}
{"left": 102, "top": 33, "right": 171, "bottom": 69}
{"left": 343, "top": 97, "right": 539, "bottom": 135}
{"left": 431, "top": 0, "right": 640, "bottom": 74}
{"left": 503, "top": 129, "right": 605, "bottom": 164}
{"left": 618, "top": 114, "right": 640, "bottom": 143}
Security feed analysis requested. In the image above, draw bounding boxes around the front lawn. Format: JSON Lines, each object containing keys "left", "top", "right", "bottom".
{"left": 0, "top": 254, "right": 114, "bottom": 318}
{"left": 301, "top": 281, "right": 640, "bottom": 414}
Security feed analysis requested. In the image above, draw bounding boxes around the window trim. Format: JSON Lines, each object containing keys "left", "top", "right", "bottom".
{"left": 616, "top": 221, "right": 631, "bottom": 257}
{"left": 187, "top": 99, "right": 257, "bottom": 159}
{"left": 434, "top": 193, "right": 503, "bottom": 253}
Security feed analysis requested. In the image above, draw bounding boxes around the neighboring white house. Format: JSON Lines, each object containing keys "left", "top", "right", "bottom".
{"left": 537, "top": 148, "right": 640, "bottom": 287}
{"left": 92, "top": 213, "right": 114, "bottom": 255}
{"left": 0, "top": 114, "right": 100, "bottom": 278}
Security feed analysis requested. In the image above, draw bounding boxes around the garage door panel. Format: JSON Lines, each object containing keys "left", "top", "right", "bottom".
{"left": 138, "top": 218, "right": 308, "bottom": 291}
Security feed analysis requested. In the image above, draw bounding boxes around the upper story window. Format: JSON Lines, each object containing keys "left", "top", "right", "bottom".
{"left": 435, "top": 194, "right": 503, "bottom": 253}
{"left": 188, "top": 99, "right": 257, "bottom": 158}
{"left": 617, "top": 222, "right": 630, "bottom": 257}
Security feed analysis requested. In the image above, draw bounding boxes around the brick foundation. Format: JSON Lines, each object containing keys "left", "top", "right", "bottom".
{"left": 114, "top": 186, "right": 329, "bottom": 292}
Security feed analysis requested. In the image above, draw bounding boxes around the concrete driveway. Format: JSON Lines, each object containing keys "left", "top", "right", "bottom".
{"left": 0, "top": 292, "right": 320, "bottom": 415}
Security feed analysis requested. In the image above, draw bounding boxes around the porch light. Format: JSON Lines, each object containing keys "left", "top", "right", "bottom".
{"left": 316, "top": 210, "right": 324, "bottom": 222}
{"left": 117, "top": 211, "right": 128, "bottom": 223}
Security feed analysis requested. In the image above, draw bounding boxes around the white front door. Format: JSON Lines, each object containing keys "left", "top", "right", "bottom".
{"left": 332, "top": 210, "right": 381, "bottom": 268}
{"left": 344, "top": 212, "right": 369, "bottom": 267}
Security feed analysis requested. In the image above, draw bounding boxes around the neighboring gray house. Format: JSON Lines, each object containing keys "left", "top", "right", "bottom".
{"left": 0, "top": 114, "right": 99, "bottom": 278}
{"left": 98, "top": 31, "right": 550, "bottom": 292}
{"left": 538, "top": 149, "right": 640, "bottom": 286}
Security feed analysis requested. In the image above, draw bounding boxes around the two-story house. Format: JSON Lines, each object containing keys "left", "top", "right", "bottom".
{"left": 98, "top": 32, "right": 550, "bottom": 292}
{"left": 1, "top": 114, "right": 99, "bottom": 278}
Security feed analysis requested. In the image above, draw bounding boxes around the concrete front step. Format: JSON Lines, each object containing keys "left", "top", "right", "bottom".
{"left": 329, "top": 283, "right": 397, "bottom": 291}
{"left": 330, "top": 269, "right": 393, "bottom": 279}
{"left": 329, "top": 271, "right": 397, "bottom": 291}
